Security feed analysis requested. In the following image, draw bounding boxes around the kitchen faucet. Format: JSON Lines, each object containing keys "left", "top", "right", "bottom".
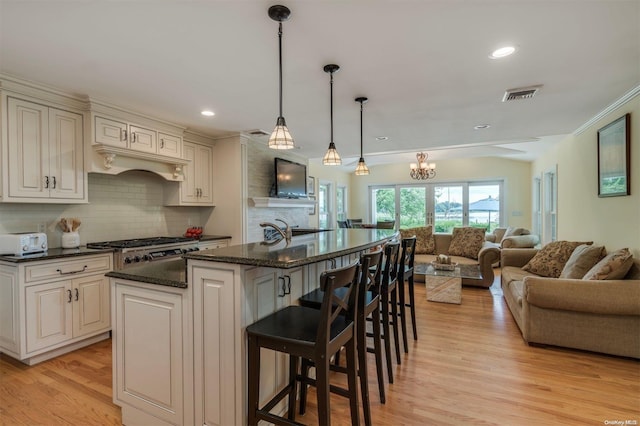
{"left": 260, "top": 219, "right": 292, "bottom": 245}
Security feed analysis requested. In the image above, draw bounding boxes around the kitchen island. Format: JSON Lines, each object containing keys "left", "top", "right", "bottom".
{"left": 108, "top": 229, "right": 396, "bottom": 426}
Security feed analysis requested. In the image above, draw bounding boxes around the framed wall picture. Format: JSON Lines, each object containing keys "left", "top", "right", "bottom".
{"left": 597, "top": 113, "right": 631, "bottom": 197}
{"left": 307, "top": 176, "right": 315, "bottom": 196}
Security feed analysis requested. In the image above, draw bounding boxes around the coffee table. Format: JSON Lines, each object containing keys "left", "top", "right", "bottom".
{"left": 414, "top": 263, "right": 482, "bottom": 304}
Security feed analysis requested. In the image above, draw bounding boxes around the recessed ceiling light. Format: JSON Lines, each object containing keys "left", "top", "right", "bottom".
{"left": 376, "top": 136, "right": 389, "bottom": 141}
{"left": 201, "top": 110, "right": 215, "bottom": 117}
{"left": 474, "top": 124, "right": 491, "bottom": 130}
{"left": 489, "top": 46, "right": 517, "bottom": 59}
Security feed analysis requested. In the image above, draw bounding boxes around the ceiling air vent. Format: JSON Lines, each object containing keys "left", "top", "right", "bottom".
{"left": 502, "top": 85, "right": 542, "bottom": 102}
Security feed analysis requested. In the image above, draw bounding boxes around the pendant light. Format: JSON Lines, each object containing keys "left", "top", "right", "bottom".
{"left": 354, "top": 96, "right": 370, "bottom": 175}
{"left": 267, "top": 5, "right": 294, "bottom": 150}
{"left": 322, "top": 64, "right": 342, "bottom": 165}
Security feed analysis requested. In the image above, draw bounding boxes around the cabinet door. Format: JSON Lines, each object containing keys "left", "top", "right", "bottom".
{"left": 25, "top": 280, "right": 73, "bottom": 353}
{"left": 129, "top": 125, "right": 157, "bottom": 154}
{"left": 7, "top": 97, "right": 49, "bottom": 199}
{"left": 95, "top": 116, "right": 127, "bottom": 148}
{"left": 73, "top": 274, "right": 110, "bottom": 337}
{"left": 195, "top": 143, "right": 213, "bottom": 204}
{"left": 114, "top": 283, "right": 185, "bottom": 425}
{"left": 192, "top": 265, "right": 237, "bottom": 426}
{"left": 49, "top": 108, "right": 84, "bottom": 200}
{"left": 181, "top": 142, "right": 198, "bottom": 203}
{"left": 158, "top": 132, "right": 181, "bottom": 158}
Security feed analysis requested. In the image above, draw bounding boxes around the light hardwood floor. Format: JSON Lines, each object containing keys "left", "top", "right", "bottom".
{"left": 1, "top": 272, "right": 638, "bottom": 425}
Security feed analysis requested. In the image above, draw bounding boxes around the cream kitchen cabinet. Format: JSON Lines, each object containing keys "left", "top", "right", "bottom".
{"left": 165, "top": 140, "right": 214, "bottom": 206}
{"left": 2, "top": 97, "right": 86, "bottom": 203}
{"left": 197, "top": 239, "right": 230, "bottom": 251}
{"left": 111, "top": 279, "right": 193, "bottom": 426}
{"left": 94, "top": 115, "right": 182, "bottom": 159}
{"left": 0, "top": 253, "right": 112, "bottom": 365}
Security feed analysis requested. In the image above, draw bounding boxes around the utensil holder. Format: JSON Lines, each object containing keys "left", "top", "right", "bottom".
{"left": 61, "top": 232, "right": 80, "bottom": 249}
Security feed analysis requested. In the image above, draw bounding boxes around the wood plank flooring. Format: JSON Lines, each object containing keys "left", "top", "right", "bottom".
{"left": 1, "top": 271, "right": 638, "bottom": 425}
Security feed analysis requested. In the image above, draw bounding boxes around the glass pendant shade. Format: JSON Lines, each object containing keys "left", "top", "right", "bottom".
{"left": 323, "top": 142, "right": 342, "bottom": 165}
{"left": 268, "top": 116, "right": 294, "bottom": 149}
{"left": 355, "top": 158, "right": 370, "bottom": 175}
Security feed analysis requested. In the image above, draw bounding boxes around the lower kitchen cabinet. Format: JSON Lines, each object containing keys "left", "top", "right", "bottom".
{"left": 0, "top": 253, "right": 112, "bottom": 365}
{"left": 111, "top": 279, "right": 193, "bottom": 426}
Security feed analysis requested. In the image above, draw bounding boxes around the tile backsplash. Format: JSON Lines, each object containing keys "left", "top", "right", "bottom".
{"left": 0, "top": 171, "right": 211, "bottom": 247}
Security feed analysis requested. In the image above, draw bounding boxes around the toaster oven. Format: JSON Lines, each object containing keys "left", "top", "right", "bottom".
{"left": 0, "top": 232, "right": 48, "bottom": 256}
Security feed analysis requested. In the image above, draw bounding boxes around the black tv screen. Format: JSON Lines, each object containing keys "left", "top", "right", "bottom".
{"left": 275, "top": 158, "right": 307, "bottom": 199}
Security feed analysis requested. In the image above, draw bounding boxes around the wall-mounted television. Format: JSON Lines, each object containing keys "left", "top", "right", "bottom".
{"left": 274, "top": 158, "right": 307, "bottom": 199}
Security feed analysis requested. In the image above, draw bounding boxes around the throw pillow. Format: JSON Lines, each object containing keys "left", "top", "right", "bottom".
{"left": 522, "top": 240, "right": 592, "bottom": 278}
{"left": 583, "top": 248, "right": 634, "bottom": 280}
{"left": 501, "top": 227, "right": 526, "bottom": 243}
{"left": 399, "top": 226, "right": 435, "bottom": 254}
{"left": 448, "top": 227, "right": 485, "bottom": 260}
{"left": 559, "top": 244, "right": 606, "bottom": 279}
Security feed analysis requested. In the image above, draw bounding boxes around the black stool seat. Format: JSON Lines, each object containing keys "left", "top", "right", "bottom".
{"left": 247, "top": 306, "right": 352, "bottom": 346}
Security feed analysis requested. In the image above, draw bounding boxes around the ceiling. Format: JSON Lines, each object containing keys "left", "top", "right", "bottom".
{"left": 1, "top": 1, "right": 639, "bottom": 170}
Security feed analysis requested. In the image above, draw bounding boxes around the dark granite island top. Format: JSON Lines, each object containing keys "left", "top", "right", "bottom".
{"left": 106, "top": 259, "right": 187, "bottom": 288}
{"left": 184, "top": 229, "right": 398, "bottom": 269}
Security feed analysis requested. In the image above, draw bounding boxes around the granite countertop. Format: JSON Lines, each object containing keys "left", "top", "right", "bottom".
{"left": 106, "top": 259, "right": 187, "bottom": 288}
{"left": 0, "top": 246, "right": 115, "bottom": 263}
{"left": 184, "top": 229, "right": 397, "bottom": 269}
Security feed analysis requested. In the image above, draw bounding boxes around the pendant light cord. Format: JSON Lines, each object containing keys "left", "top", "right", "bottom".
{"left": 278, "top": 22, "right": 283, "bottom": 118}
{"left": 330, "top": 71, "right": 334, "bottom": 143}
{"left": 360, "top": 101, "right": 364, "bottom": 157}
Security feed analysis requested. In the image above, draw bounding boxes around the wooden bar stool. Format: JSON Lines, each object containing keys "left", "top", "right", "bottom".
{"left": 246, "top": 261, "right": 361, "bottom": 426}
{"left": 397, "top": 236, "right": 417, "bottom": 352}
{"left": 298, "top": 249, "right": 385, "bottom": 426}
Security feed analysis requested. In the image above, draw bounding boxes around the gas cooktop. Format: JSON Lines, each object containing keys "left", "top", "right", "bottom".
{"left": 87, "top": 236, "right": 193, "bottom": 249}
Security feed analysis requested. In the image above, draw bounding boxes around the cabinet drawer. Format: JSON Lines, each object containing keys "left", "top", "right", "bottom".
{"left": 24, "top": 254, "right": 112, "bottom": 283}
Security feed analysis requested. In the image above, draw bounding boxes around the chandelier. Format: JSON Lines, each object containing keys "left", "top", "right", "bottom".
{"left": 409, "top": 152, "right": 436, "bottom": 180}
{"left": 354, "top": 96, "right": 370, "bottom": 175}
{"left": 322, "top": 64, "right": 342, "bottom": 165}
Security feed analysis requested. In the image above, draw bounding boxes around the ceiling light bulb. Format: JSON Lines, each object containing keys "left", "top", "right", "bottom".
{"left": 201, "top": 110, "right": 215, "bottom": 117}
{"left": 489, "top": 46, "right": 516, "bottom": 59}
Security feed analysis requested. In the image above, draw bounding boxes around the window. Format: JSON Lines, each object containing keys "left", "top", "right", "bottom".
{"left": 532, "top": 176, "right": 542, "bottom": 237}
{"left": 336, "top": 185, "right": 347, "bottom": 221}
{"left": 370, "top": 181, "right": 503, "bottom": 232}
{"left": 318, "top": 182, "right": 333, "bottom": 229}
{"left": 543, "top": 169, "right": 557, "bottom": 244}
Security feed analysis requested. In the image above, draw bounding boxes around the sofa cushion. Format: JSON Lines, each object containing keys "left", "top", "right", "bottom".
{"left": 448, "top": 227, "right": 485, "bottom": 260}
{"left": 583, "top": 248, "right": 634, "bottom": 280}
{"left": 522, "top": 240, "right": 592, "bottom": 278}
{"left": 560, "top": 244, "right": 606, "bottom": 279}
{"left": 400, "top": 226, "right": 435, "bottom": 254}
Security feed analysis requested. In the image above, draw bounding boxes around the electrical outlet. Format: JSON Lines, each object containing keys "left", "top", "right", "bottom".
{"left": 37, "top": 223, "right": 46, "bottom": 233}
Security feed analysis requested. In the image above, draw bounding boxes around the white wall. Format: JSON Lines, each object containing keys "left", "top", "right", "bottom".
{"left": 0, "top": 171, "right": 210, "bottom": 247}
{"left": 342, "top": 157, "right": 532, "bottom": 228}
{"left": 532, "top": 95, "right": 639, "bottom": 257}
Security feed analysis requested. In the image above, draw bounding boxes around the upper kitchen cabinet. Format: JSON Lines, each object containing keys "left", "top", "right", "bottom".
{"left": 164, "top": 131, "right": 214, "bottom": 206}
{"left": 0, "top": 78, "right": 87, "bottom": 203}
{"left": 89, "top": 100, "right": 188, "bottom": 181}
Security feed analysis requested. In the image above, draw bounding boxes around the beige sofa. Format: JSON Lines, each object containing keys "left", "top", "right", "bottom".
{"left": 413, "top": 233, "right": 500, "bottom": 288}
{"left": 501, "top": 248, "right": 640, "bottom": 358}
